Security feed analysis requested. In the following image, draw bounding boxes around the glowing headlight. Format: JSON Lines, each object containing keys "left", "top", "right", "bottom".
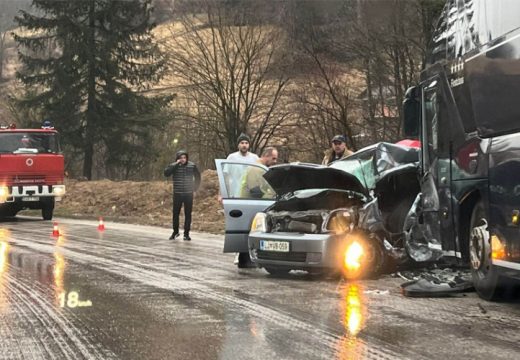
{"left": 344, "top": 241, "right": 364, "bottom": 271}
{"left": 251, "top": 212, "right": 267, "bottom": 233}
{"left": 52, "top": 185, "right": 66, "bottom": 197}
{"left": 0, "top": 186, "right": 9, "bottom": 200}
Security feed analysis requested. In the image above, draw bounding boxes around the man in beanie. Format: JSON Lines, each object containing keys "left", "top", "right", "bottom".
{"left": 322, "top": 135, "right": 353, "bottom": 165}
{"left": 223, "top": 133, "right": 259, "bottom": 267}
{"left": 164, "top": 150, "right": 201, "bottom": 241}
{"left": 227, "top": 133, "right": 259, "bottom": 163}
{"left": 235, "top": 146, "right": 278, "bottom": 268}
{"left": 222, "top": 133, "right": 259, "bottom": 199}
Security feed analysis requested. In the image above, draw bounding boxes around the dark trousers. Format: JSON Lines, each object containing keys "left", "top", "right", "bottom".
{"left": 173, "top": 193, "right": 193, "bottom": 235}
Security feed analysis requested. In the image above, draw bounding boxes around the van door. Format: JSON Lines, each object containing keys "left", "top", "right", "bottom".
{"left": 215, "top": 160, "right": 275, "bottom": 253}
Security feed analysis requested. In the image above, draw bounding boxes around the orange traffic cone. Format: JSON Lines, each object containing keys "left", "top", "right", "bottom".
{"left": 98, "top": 217, "right": 105, "bottom": 231}
{"left": 52, "top": 222, "right": 60, "bottom": 237}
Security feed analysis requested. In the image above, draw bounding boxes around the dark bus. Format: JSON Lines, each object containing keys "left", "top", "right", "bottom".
{"left": 403, "top": 0, "right": 520, "bottom": 300}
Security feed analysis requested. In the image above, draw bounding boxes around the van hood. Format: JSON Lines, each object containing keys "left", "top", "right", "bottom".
{"left": 263, "top": 163, "right": 369, "bottom": 197}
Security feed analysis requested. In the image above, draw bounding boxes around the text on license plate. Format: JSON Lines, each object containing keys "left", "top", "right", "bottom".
{"left": 22, "top": 196, "right": 39, "bottom": 202}
{"left": 260, "top": 240, "right": 289, "bottom": 252}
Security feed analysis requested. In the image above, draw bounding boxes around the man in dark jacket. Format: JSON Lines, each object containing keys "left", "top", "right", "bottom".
{"left": 321, "top": 135, "right": 353, "bottom": 165}
{"left": 164, "top": 150, "right": 201, "bottom": 240}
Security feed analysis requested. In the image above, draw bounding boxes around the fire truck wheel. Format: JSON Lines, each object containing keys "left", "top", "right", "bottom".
{"left": 42, "top": 205, "right": 54, "bottom": 221}
{"left": 1, "top": 207, "right": 18, "bottom": 218}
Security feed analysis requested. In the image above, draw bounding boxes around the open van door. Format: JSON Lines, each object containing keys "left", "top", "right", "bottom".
{"left": 215, "top": 160, "right": 276, "bottom": 253}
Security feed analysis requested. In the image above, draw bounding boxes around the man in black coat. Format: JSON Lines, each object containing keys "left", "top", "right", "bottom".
{"left": 164, "top": 150, "right": 201, "bottom": 240}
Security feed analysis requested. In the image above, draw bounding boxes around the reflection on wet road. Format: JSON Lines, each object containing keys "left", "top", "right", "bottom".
{"left": 0, "top": 218, "right": 519, "bottom": 359}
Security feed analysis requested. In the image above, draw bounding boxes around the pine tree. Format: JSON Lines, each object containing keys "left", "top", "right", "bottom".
{"left": 15, "top": 0, "right": 171, "bottom": 179}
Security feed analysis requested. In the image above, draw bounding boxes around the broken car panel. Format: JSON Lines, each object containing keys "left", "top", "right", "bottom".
{"left": 247, "top": 143, "right": 420, "bottom": 278}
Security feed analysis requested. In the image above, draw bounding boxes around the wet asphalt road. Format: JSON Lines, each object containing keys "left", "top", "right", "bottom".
{"left": 0, "top": 218, "right": 519, "bottom": 360}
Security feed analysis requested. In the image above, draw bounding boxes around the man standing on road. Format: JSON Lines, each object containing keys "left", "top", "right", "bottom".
{"left": 322, "top": 135, "right": 353, "bottom": 165}
{"left": 236, "top": 147, "right": 278, "bottom": 268}
{"left": 164, "top": 150, "right": 201, "bottom": 241}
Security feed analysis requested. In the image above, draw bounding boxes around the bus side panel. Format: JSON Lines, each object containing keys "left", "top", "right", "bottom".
{"left": 489, "top": 134, "right": 520, "bottom": 265}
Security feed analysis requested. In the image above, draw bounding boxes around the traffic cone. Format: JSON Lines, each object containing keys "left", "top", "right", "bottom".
{"left": 98, "top": 217, "right": 105, "bottom": 231}
{"left": 52, "top": 222, "right": 60, "bottom": 237}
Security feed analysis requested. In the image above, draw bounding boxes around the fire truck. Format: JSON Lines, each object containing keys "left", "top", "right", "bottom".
{"left": 0, "top": 123, "right": 65, "bottom": 220}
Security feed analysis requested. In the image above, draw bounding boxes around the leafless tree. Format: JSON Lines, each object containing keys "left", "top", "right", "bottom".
{"left": 164, "top": 0, "right": 291, "bottom": 157}
{"left": 340, "top": 0, "right": 441, "bottom": 141}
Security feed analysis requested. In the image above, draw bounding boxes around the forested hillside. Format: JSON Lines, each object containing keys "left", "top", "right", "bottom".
{"left": 0, "top": 0, "right": 444, "bottom": 180}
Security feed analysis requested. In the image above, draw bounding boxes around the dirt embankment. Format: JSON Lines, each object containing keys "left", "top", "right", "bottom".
{"left": 54, "top": 170, "right": 224, "bottom": 234}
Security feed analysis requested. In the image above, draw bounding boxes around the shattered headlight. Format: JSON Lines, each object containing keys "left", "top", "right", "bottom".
{"left": 251, "top": 212, "right": 267, "bottom": 233}
{"left": 324, "top": 209, "right": 356, "bottom": 233}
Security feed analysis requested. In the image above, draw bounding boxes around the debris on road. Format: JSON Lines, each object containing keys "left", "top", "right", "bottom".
{"left": 364, "top": 289, "right": 390, "bottom": 296}
{"left": 398, "top": 267, "right": 474, "bottom": 298}
{"left": 477, "top": 303, "right": 488, "bottom": 314}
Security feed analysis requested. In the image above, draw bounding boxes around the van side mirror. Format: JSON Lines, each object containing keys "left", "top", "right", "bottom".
{"left": 402, "top": 86, "right": 421, "bottom": 138}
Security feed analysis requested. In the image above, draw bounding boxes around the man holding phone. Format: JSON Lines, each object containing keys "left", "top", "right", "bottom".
{"left": 164, "top": 150, "right": 201, "bottom": 241}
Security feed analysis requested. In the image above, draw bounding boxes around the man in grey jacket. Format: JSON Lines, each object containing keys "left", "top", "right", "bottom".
{"left": 164, "top": 150, "right": 201, "bottom": 241}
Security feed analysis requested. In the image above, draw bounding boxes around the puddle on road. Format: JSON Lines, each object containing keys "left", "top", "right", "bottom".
{"left": 0, "top": 230, "right": 10, "bottom": 313}
{"left": 334, "top": 283, "right": 368, "bottom": 358}
{"left": 343, "top": 283, "right": 365, "bottom": 337}
{"left": 0, "top": 231, "right": 95, "bottom": 312}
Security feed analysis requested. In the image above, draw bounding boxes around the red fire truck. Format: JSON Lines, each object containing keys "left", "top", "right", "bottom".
{"left": 0, "top": 123, "right": 65, "bottom": 220}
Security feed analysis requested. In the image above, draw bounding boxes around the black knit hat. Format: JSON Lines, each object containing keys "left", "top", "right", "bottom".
{"left": 176, "top": 149, "right": 188, "bottom": 160}
{"left": 237, "top": 133, "right": 251, "bottom": 145}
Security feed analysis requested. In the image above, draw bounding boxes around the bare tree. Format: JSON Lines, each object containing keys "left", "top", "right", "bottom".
{"left": 290, "top": 60, "right": 361, "bottom": 162}
{"left": 165, "top": 0, "right": 290, "bottom": 157}
{"left": 339, "top": 0, "right": 444, "bottom": 141}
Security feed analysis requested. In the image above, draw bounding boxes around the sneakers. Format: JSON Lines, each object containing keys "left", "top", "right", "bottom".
{"left": 170, "top": 231, "right": 190, "bottom": 241}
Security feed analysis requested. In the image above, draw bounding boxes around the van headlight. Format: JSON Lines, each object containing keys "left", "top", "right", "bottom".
{"left": 52, "top": 185, "right": 66, "bottom": 197}
{"left": 324, "top": 209, "right": 355, "bottom": 233}
{"left": 251, "top": 212, "right": 267, "bottom": 233}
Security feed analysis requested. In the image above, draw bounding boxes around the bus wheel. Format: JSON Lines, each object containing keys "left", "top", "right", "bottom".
{"left": 469, "top": 201, "right": 505, "bottom": 300}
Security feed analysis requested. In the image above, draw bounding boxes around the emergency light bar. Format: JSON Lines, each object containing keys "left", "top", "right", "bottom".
{"left": 41, "top": 120, "right": 54, "bottom": 129}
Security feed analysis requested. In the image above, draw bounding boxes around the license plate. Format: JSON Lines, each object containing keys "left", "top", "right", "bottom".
{"left": 22, "top": 196, "right": 39, "bottom": 202}
{"left": 260, "top": 240, "right": 289, "bottom": 252}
